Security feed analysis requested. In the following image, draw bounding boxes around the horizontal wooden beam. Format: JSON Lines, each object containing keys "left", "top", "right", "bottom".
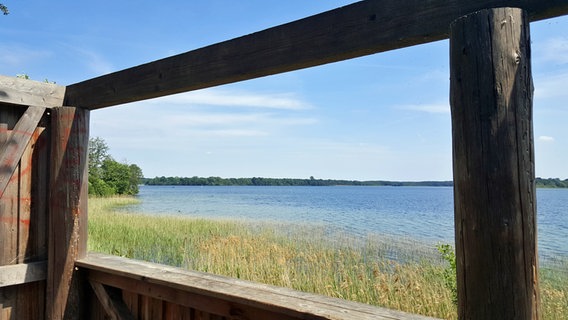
{"left": 64, "top": 0, "right": 568, "bottom": 110}
{"left": 77, "top": 253, "right": 437, "bottom": 320}
{"left": 0, "top": 75, "right": 65, "bottom": 108}
{"left": 0, "top": 261, "right": 48, "bottom": 287}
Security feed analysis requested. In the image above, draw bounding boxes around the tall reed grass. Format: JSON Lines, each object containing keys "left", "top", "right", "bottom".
{"left": 88, "top": 196, "right": 567, "bottom": 319}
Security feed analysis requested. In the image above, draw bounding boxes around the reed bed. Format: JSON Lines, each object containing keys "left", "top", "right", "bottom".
{"left": 88, "top": 196, "right": 567, "bottom": 320}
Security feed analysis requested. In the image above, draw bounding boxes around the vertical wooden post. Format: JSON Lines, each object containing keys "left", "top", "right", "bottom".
{"left": 450, "top": 8, "right": 539, "bottom": 319}
{"left": 46, "top": 107, "right": 90, "bottom": 319}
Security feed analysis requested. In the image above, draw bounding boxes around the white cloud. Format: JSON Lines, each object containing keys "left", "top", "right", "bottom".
{"left": 163, "top": 112, "right": 267, "bottom": 126}
{"left": 149, "top": 89, "right": 313, "bottom": 110}
{"left": 538, "top": 135, "right": 555, "bottom": 142}
{"left": 396, "top": 103, "right": 450, "bottom": 114}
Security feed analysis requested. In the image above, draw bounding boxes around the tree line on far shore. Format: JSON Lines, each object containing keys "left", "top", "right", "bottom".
{"left": 144, "top": 176, "right": 453, "bottom": 187}
{"left": 144, "top": 176, "right": 568, "bottom": 188}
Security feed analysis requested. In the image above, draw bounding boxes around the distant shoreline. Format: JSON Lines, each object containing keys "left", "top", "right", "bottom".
{"left": 143, "top": 176, "right": 568, "bottom": 188}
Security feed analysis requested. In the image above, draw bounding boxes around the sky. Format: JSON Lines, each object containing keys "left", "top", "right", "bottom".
{"left": 1, "top": 1, "right": 568, "bottom": 181}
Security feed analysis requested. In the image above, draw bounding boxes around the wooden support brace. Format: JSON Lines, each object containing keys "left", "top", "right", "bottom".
{"left": 89, "top": 280, "right": 136, "bottom": 320}
{"left": 450, "top": 7, "right": 539, "bottom": 319}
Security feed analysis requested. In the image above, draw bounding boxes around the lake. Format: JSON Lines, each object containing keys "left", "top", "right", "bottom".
{"left": 121, "top": 185, "right": 568, "bottom": 262}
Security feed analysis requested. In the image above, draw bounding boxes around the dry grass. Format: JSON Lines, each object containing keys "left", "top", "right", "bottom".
{"left": 88, "top": 196, "right": 567, "bottom": 320}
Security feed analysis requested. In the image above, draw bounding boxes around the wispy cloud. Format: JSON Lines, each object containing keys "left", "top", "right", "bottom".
{"left": 0, "top": 45, "right": 51, "bottom": 68}
{"left": 396, "top": 103, "right": 450, "bottom": 114}
{"left": 538, "top": 135, "right": 555, "bottom": 142}
{"left": 71, "top": 47, "right": 115, "bottom": 75}
{"left": 151, "top": 89, "right": 313, "bottom": 110}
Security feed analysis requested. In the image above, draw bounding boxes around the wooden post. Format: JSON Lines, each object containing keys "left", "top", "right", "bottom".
{"left": 450, "top": 8, "right": 539, "bottom": 319}
{"left": 46, "top": 107, "right": 90, "bottom": 319}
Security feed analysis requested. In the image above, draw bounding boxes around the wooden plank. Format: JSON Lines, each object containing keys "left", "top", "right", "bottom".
{"left": 26, "top": 127, "right": 49, "bottom": 263}
{"left": 89, "top": 280, "right": 136, "bottom": 320}
{"left": 46, "top": 107, "right": 90, "bottom": 320}
{"left": 0, "top": 106, "right": 46, "bottom": 199}
{"left": 0, "top": 261, "right": 47, "bottom": 287}
{"left": 450, "top": 8, "right": 539, "bottom": 320}
{"left": 122, "top": 291, "right": 140, "bottom": 319}
{"left": 16, "top": 128, "right": 33, "bottom": 264}
{"left": 0, "top": 281, "right": 45, "bottom": 320}
{"left": 0, "top": 108, "right": 44, "bottom": 268}
{"left": 0, "top": 122, "right": 18, "bottom": 268}
{"left": 0, "top": 75, "right": 65, "bottom": 108}
{"left": 77, "top": 253, "right": 438, "bottom": 320}
{"left": 64, "top": 0, "right": 568, "bottom": 110}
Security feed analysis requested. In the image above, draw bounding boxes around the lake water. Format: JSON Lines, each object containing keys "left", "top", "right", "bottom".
{"left": 122, "top": 185, "right": 568, "bottom": 262}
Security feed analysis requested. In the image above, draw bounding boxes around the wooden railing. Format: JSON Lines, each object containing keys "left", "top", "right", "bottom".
{"left": 76, "top": 253, "right": 439, "bottom": 320}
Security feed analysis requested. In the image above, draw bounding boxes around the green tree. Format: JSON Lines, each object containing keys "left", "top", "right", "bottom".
{"left": 88, "top": 137, "right": 112, "bottom": 196}
{"left": 128, "top": 164, "right": 144, "bottom": 195}
{"left": 101, "top": 159, "right": 131, "bottom": 195}
{"left": 88, "top": 137, "right": 143, "bottom": 196}
{"left": 1, "top": 4, "right": 8, "bottom": 15}
{"left": 88, "top": 137, "right": 110, "bottom": 178}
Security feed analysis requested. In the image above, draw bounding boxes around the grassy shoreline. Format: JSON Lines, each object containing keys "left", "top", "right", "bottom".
{"left": 88, "top": 196, "right": 567, "bottom": 319}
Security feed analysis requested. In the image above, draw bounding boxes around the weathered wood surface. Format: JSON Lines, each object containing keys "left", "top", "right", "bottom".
{"left": 0, "top": 282, "right": 45, "bottom": 320}
{"left": 0, "top": 106, "right": 49, "bottom": 320}
{"left": 0, "top": 75, "right": 65, "bottom": 108}
{"left": 0, "top": 106, "right": 46, "bottom": 198}
{"left": 0, "top": 261, "right": 47, "bottom": 287}
{"left": 64, "top": 0, "right": 568, "bottom": 110}
{"left": 77, "top": 253, "right": 439, "bottom": 320}
{"left": 46, "top": 107, "right": 90, "bottom": 320}
{"left": 450, "top": 8, "right": 539, "bottom": 320}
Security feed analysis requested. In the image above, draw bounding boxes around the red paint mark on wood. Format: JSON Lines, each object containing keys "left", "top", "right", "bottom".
{"left": 0, "top": 216, "right": 31, "bottom": 226}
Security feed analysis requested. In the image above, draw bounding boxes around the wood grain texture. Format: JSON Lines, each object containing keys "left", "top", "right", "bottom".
{"left": 0, "top": 107, "right": 49, "bottom": 320}
{"left": 0, "top": 281, "right": 45, "bottom": 320}
{"left": 0, "top": 75, "right": 65, "bottom": 108}
{"left": 450, "top": 8, "right": 538, "bottom": 320}
{"left": 77, "top": 253, "right": 439, "bottom": 320}
{"left": 64, "top": 0, "right": 568, "bottom": 110}
{"left": 46, "top": 107, "right": 90, "bottom": 320}
{"left": 0, "top": 106, "right": 46, "bottom": 199}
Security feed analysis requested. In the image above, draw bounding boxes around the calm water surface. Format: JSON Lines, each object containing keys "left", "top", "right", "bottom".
{"left": 122, "top": 185, "right": 567, "bottom": 260}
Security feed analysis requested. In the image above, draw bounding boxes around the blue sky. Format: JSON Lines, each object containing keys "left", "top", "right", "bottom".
{"left": 2, "top": 1, "right": 568, "bottom": 181}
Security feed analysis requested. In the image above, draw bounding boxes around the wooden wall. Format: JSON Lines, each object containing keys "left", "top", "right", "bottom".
{"left": 0, "top": 103, "right": 50, "bottom": 320}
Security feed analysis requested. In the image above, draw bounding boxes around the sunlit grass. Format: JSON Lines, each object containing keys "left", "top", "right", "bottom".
{"left": 88, "top": 196, "right": 567, "bottom": 319}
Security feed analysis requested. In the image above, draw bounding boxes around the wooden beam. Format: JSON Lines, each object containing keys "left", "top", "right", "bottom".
{"left": 46, "top": 107, "right": 90, "bottom": 320}
{"left": 64, "top": 0, "right": 568, "bottom": 110}
{"left": 450, "top": 8, "right": 539, "bottom": 319}
{"left": 0, "top": 75, "right": 65, "bottom": 108}
{"left": 0, "top": 106, "right": 46, "bottom": 199}
{"left": 0, "top": 261, "right": 48, "bottom": 287}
